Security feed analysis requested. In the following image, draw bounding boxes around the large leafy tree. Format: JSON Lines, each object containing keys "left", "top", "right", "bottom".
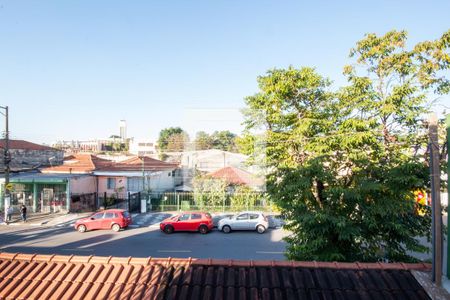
{"left": 242, "top": 30, "right": 449, "bottom": 262}
{"left": 157, "top": 127, "right": 189, "bottom": 151}
{"left": 193, "top": 130, "right": 238, "bottom": 152}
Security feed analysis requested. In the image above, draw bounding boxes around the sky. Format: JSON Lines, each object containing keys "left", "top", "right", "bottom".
{"left": 0, "top": 1, "right": 449, "bottom": 145}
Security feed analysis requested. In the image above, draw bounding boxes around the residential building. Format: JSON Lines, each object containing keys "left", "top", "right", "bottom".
{"left": 94, "top": 156, "right": 179, "bottom": 194}
{"left": 0, "top": 139, "right": 64, "bottom": 171}
{"left": 128, "top": 138, "right": 158, "bottom": 158}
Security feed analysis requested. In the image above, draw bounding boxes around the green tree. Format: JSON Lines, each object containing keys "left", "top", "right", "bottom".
{"left": 242, "top": 30, "right": 449, "bottom": 262}
{"left": 157, "top": 127, "right": 187, "bottom": 151}
{"left": 194, "top": 131, "right": 213, "bottom": 150}
{"left": 211, "top": 130, "right": 237, "bottom": 152}
{"left": 166, "top": 132, "right": 190, "bottom": 152}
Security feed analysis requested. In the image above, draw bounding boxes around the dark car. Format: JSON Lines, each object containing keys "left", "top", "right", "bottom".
{"left": 160, "top": 212, "right": 213, "bottom": 234}
{"left": 74, "top": 209, "right": 132, "bottom": 232}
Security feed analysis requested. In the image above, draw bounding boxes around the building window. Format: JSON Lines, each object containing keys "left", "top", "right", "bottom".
{"left": 107, "top": 178, "right": 116, "bottom": 189}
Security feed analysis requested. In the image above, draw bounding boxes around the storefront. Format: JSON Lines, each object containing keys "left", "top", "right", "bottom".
{"left": 1, "top": 172, "right": 96, "bottom": 213}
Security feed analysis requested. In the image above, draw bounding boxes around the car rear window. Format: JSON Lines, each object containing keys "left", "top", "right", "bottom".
{"left": 204, "top": 213, "right": 212, "bottom": 219}
{"left": 122, "top": 211, "right": 130, "bottom": 218}
{"left": 191, "top": 213, "right": 201, "bottom": 220}
{"left": 249, "top": 214, "right": 259, "bottom": 220}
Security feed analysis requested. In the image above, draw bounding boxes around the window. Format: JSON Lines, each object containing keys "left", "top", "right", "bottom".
{"left": 249, "top": 214, "right": 259, "bottom": 220}
{"left": 179, "top": 214, "right": 190, "bottom": 221}
{"left": 93, "top": 213, "right": 104, "bottom": 219}
{"left": 191, "top": 213, "right": 201, "bottom": 220}
{"left": 236, "top": 214, "right": 248, "bottom": 220}
{"left": 107, "top": 178, "right": 116, "bottom": 189}
{"left": 104, "top": 212, "right": 115, "bottom": 219}
{"left": 168, "top": 172, "right": 171, "bottom": 177}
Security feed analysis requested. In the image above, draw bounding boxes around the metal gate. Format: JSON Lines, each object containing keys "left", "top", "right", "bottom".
{"left": 128, "top": 192, "right": 141, "bottom": 213}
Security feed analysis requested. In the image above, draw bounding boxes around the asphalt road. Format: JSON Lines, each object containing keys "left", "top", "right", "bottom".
{"left": 0, "top": 224, "right": 289, "bottom": 260}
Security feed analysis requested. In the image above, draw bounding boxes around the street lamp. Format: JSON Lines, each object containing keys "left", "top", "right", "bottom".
{"left": 0, "top": 106, "right": 10, "bottom": 223}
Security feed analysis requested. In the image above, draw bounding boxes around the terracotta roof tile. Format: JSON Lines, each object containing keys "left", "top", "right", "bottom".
{"left": 208, "top": 166, "right": 260, "bottom": 186}
{"left": 0, "top": 139, "right": 57, "bottom": 151}
{"left": 0, "top": 252, "right": 435, "bottom": 300}
{"left": 41, "top": 154, "right": 112, "bottom": 174}
{"left": 96, "top": 156, "right": 178, "bottom": 172}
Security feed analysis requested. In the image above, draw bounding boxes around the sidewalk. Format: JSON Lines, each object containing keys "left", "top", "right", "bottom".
{"left": 0, "top": 212, "right": 92, "bottom": 227}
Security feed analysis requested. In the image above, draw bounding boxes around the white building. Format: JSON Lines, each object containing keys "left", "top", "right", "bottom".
{"left": 128, "top": 138, "right": 158, "bottom": 158}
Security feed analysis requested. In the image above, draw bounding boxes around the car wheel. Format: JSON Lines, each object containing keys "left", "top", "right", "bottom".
{"left": 164, "top": 225, "right": 174, "bottom": 234}
{"left": 198, "top": 225, "right": 208, "bottom": 234}
{"left": 112, "top": 224, "right": 121, "bottom": 232}
{"left": 256, "top": 225, "right": 266, "bottom": 234}
{"left": 222, "top": 225, "right": 231, "bottom": 234}
{"left": 77, "top": 224, "right": 87, "bottom": 233}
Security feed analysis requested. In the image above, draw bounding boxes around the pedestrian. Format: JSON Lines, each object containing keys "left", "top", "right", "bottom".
{"left": 7, "top": 205, "right": 13, "bottom": 222}
{"left": 20, "top": 204, "right": 27, "bottom": 222}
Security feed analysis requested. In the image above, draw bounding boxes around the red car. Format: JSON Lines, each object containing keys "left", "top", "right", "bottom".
{"left": 160, "top": 212, "right": 213, "bottom": 234}
{"left": 75, "top": 209, "right": 132, "bottom": 233}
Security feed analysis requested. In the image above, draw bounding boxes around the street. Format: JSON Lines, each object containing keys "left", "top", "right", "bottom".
{"left": 0, "top": 224, "right": 289, "bottom": 260}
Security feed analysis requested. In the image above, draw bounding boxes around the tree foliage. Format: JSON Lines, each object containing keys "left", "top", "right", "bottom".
{"left": 194, "top": 130, "right": 238, "bottom": 152}
{"left": 157, "top": 127, "right": 189, "bottom": 152}
{"left": 242, "top": 30, "right": 450, "bottom": 262}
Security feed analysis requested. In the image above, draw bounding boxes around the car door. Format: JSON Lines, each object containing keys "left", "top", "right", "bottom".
{"left": 102, "top": 212, "right": 115, "bottom": 229}
{"left": 87, "top": 212, "right": 104, "bottom": 230}
{"left": 189, "top": 213, "right": 202, "bottom": 231}
{"left": 248, "top": 213, "right": 260, "bottom": 230}
{"left": 233, "top": 213, "right": 249, "bottom": 230}
{"left": 174, "top": 213, "right": 191, "bottom": 231}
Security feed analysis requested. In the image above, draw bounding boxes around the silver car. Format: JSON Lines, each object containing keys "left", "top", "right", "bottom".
{"left": 218, "top": 211, "right": 269, "bottom": 234}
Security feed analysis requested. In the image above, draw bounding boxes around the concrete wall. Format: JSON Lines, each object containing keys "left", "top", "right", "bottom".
{"left": 0, "top": 149, "right": 64, "bottom": 170}
{"left": 98, "top": 176, "right": 127, "bottom": 195}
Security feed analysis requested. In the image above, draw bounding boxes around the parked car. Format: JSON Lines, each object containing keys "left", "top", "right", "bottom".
{"left": 75, "top": 209, "right": 132, "bottom": 233}
{"left": 160, "top": 212, "right": 213, "bottom": 234}
{"left": 217, "top": 211, "right": 269, "bottom": 233}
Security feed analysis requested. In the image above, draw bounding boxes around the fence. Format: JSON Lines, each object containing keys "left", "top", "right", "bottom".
{"left": 143, "top": 191, "right": 272, "bottom": 213}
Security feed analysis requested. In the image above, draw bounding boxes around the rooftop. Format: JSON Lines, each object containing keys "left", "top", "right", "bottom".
{"left": 0, "top": 252, "right": 433, "bottom": 300}
{"left": 0, "top": 139, "right": 58, "bottom": 151}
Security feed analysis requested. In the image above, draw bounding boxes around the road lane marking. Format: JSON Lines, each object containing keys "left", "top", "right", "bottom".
{"left": 157, "top": 250, "right": 192, "bottom": 253}
{"left": 255, "top": 251, "right": 284, "bottom": 254}
{"left": 61, "top": 248, "right": 94, "bottom": 252}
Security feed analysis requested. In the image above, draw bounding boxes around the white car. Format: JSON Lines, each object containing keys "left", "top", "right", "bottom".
{"left": 217, "top": 211, "right": 269, "bottom": 234}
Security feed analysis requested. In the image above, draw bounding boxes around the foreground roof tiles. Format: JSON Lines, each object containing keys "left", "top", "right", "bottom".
{"left": 0, "top": 252, "right": 432, "bottom": 300}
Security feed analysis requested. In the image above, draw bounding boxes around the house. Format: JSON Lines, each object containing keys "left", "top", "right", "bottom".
{"left": 165, "top": 149, "right": 253, "bottom": 192}
{"left": 93, "top": 156, "right": 179, "bottom": 195}
{"left": 0, "top": 139, "right": 64, "bottom": 213}
{"left": 208, "top": 166, "right": 265, "bottom": 191}
{"left": 0, "top": 252, "right": 443, "bottom": 299}
{"left": 0, "top": 139, "right": 64, "bottom": 172}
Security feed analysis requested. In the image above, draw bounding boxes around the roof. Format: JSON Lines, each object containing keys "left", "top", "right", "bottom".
{"left": 0, "top": 252, "right": 432, "bottom": 300}
{"left": 0, "top": 139, "right": 57, "bottom": 151}
{"left": 209, "top": 166, "right": 261, "bottom": 186}
{"left": 96, "top": 156, "right": 178, "bottom": 172}
{"left": 40, "top": 154, "right": 112, "bottom": 174}
{"left": 10, "top": 172, "right": 91, "bottom": 183}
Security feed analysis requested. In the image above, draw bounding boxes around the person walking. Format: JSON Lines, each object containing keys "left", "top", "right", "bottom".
{"left": 20, "top": 204, "right": 27, "bottom": 222}
{"left": 6, "top": 205, "right": 13, "bottom": 222}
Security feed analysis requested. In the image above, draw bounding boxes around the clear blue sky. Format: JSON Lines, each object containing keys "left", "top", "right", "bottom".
{"left": 1, "top": 1, "right": 449, "bottom": 144}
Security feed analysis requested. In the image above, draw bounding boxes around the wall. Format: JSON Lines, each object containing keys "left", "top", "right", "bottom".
{"left": 0, "top": 149, "right": 64, "bottom": 170}
{"left": 97, "top": 176, "right": 127, "bottom": 195}
{"left": 70, "top": 176, "right": 96, "bottom": 194}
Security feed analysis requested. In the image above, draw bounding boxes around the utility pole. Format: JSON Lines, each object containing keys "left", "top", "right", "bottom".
{"left": 0, "top": 106, "right": 10, "bottom": 223}
{"left": 446, "top": 114, "right": 450, "bottom": 279}
{"left": 429, "top": 113, "right": 442, "bottom": 285}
